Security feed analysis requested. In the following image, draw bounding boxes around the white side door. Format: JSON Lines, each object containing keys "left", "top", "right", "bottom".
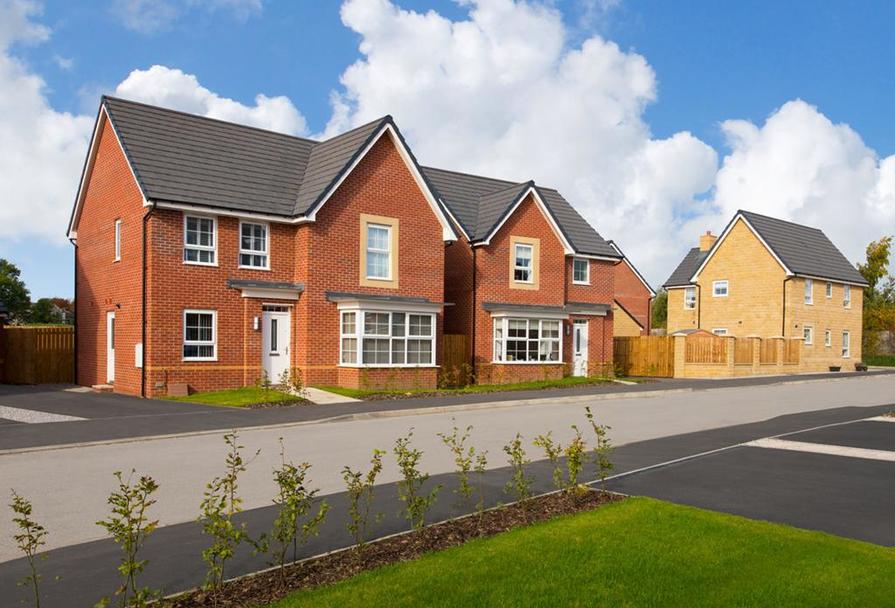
{"left": 106, "top": 311, "right": 116, "bottom": 383}
{"left": 572, "top": 320, "right": 589, "bottom": 377}
{"left": 262, "top": 311, "right": 291, "bottom": 382}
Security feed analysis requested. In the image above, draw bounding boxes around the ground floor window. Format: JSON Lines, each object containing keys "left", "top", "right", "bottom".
{"left": 340, "top": 310, "right": 435, "bottom": 366}
{"left": 842, "top": 331, "right": 850, "bottom": 358}
{"left": 183, "top": 310, "right": 216, "bottom": 360}
{"left": 493, "top": 317, "right": 561, "bottom": 363}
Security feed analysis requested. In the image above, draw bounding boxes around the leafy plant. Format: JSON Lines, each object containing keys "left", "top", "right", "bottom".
{"left": 277, "top": 368, "right": 308, "bottom": 399}
{"left": 342, "top": 449, "right": 385, "bottom": 553}
{"left": 437, "top": 421, "right": 476, "bottom": 510}
{"left": 199, "top": 432, "right": 259, "bottom": 599}
{"left": 262, "top": 439, "right": 328, "bottom": 585}
{"left": 533, "top": 432, "right": 564, "bottom": 491}
{"left": 394, "top": 429, "right": 441, "bottom": 530}
{"left": 10, "top": 490, "right": 47, "bottom": 608}
{"left": 472, "top": 449, "right": 489, "bottom": 529}
{"left": 502, "top": 433, "right": 533, "bottom": 509}
{"left": 585, "top": 406, "right": 614, "bottom": 490}
{"left": 95, "top": 470, "right": 160, "bottom": 608}
{"left": 564, "top": 425, "right": 587, "bottom": 493}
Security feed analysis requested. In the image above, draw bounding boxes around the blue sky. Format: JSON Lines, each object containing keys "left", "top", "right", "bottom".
{"left": 3, "top": 0, "right": 895, "bottom": 299}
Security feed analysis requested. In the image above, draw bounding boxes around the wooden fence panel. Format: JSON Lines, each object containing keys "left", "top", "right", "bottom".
{"left": 441, "top": 334, "right": 470, "bottom": 386}
{"left": 684, "top": 336, "right": 727, "bottom": 364}
{"left": 2, "top": 326, "right": 74, "bottom": 384}
{"left": 734, "top": 338, "right": 753, "bottom": 365}
{"left": 783, "top": 339, "right": 800, "bottom": 365}
{"left": 613, "top": 336, "right": 674, "bottom": 377}
{"left": 759, "top": 339, "right": 778, "bottom": 365}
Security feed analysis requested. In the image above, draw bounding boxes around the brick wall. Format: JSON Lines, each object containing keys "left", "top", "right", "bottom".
{"left": 613, "top": 259, "right": 651, "bottom": 334}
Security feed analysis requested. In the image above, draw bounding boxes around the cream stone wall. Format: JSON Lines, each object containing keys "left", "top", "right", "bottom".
{"left": 613, "top": 303, "right": 644, "bottom": 337}
{"left": 785, "top": 277, "right": 863, "bottom": 370}
{"left": 666, "top": 287, "right": 698, "bottom": 333}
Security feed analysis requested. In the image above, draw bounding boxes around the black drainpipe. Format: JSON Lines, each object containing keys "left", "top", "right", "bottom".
{"left": 141, "top": 202, "right": 156, "bottom": 398}
{"left": 70, "top": 237, "right": 78, "bottom": 384}
{"left": 781, "top": 276, "right": 793, "bottom": 336}
{"left": 470, "top": 246, "right": 477, "bottom": 370}
{"left": 696, "top": 283, "right": 702, "bottom": 329}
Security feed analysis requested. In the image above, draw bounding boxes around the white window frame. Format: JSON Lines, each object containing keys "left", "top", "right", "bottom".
{"left": 183, "top": 214, "right": 218, "bottom": 266}
{"left": 712, "top": 328, "right": 728, "bottom": 336}
{"left": 824, "top": 329, "right": 831, "bottom": 348}
{"left": 572, "top": 257, "right": 589, "bottom": 285}
{"left": 492, "top": 317, "right": 563, "bottom": 364}
{"left": 339, "top": 310, "right": 435, "bottom": 367}
{"left": 365, "top": 223, "right": 392, "bottom": 280}
{"left": 712, "top": 280, "right": 728, "bottom": 298}
{"left": 843, "top": 285, "right": 851, "bottom": 309}
{"left": 182, "top": 309, "right": 217, "bottom": 361}
{"left": 803, "top": 325, "right": 813, "bottom": 345}
{"left": 842, "top": 330, "right": 851, "bottom": 358}
{"left": 804, "top": 279, "right": 813, "bottom": 305}
{"left": 684, "top": 286, "right": 696, "bottom": 310}
{"left": 238, "top": 220, "right": 270, "bottom": 270}
{"left": 114, "top": 219, "right": 122, "bottom": 262}
{"left": 513, "top": 243, "right": 534, "bottom": 284}
{"left": 826, "top": 282, "right": 833, "bottom": 299}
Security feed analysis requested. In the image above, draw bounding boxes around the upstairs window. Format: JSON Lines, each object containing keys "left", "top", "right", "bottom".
{"left": 824, "top": 329, "right": 831, "bottom": 347}
{"left": 712, "top": 280, "right": 728, "bottom": 297}
{"left": 572, "top": 258, "right": 589, "bottom": 284}
{"left": 114, "top": 219, "right": 122, "bottom": 262}
{"left": 184, "top": 215, "right": 216, "bottom": 265}
{"left": 826, "top": 282, "right": 833, "bottom": 298}
{"left": 239, "top": 222, "right": 269, "bottom": 269}
{"left": 183, "top": 310, "right": 216, "bottom": 361}
{"left": 366, "top": 224, "right": 391, "bottom": 280}
{"left": 514, "top": 244, "right": 533, "bottom": 283}
{"left": 843, "top": 285, "right": 851, "bottom": 308}
{"left": 684, "top": 286, "right": 696, "bottom": 309}
{"left": 803, "top": 325, "right": 813, "bottom": 345}
{"left": 804, "top": 279, "right": 813, "bottom": 305}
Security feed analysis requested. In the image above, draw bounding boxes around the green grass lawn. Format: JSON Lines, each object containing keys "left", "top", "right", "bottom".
{"left": 165, "top": 386, "right": 303, "bottom": 407}
{"left": 866, "top": 354, "right": 895, "bottom": 367}
{"left": 315, "top": 375, "right": 613, "bottom": 400}
{"left": 269, "top": 498, "right": 895, "bottom": 608}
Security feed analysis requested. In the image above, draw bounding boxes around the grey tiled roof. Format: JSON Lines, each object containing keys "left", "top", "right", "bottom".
{"left": 738, "top": 211, "right": 867, "bottom": 285}
{"left": 663, "top": 247, "right": 708, "bottom": 288}
{"left": 422, "top": 167, "right": 619, "bottom": 257}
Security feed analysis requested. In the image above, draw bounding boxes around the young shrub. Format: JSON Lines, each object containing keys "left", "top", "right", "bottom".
{"left": 564, "top": 425, "right": 587, "bottom": 494}
{"left": 277, "top": 368, "right": 308, "bottom": 400}
{"left": 394, "top": 429, "right": 441, "bottom": 530}
{"left": 199, "top": 432, "right": 259, "bottom": 596}
{"left": 532, "top": 432, "right": 564, "bottom": 492}
{"left": 585, "top": 406, "right": 614, "bottom": 490}
{"left": 342, "top": 449, "right": 385, "bottom": 553}
{"left": 10, "top": 491, "right": 47, "bottom": 608}
{"left": 437, "top": 420, "right": 476, "bottom": 510}
{"left": 95, "top": 470, "right": 160, "bottom": 608}
{"left": 472, "top": 449, "right": 489, "bottom": 528}
{"left": 265, "top": 439, "right": 329, "bottom": 585}
{"left": 502, "top": 433, "right": 533, "bottom": 508}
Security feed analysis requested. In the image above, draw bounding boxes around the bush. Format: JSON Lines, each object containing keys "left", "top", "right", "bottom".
{"left": 394, "top": 429, "right": 441, "bottom": 530}
{"left": 437, "top": 421, "right": 475, "bottom": 510}
{"left": 10, "top": 490, "right": 47, "bottom": 608}
{"left": 585, "top": 406, "right": 614, "bottom": 490}
{"left": 564, "top": 425, "right": 587, "bottom": 493}
{"left": 503, "top": 433, "right": 533, "bottom": 509}
{"left": 342, "top": 449, "right": 385, "bottom": 553}
{"left": 532, "top": 432, "right": 564, "bottom": 491}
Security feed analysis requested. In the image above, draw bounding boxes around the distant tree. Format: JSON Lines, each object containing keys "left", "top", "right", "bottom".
{"left": 858, "top": 237, "right": 895, "bottom": 356}
{"left": 651, "top": 290, "right": 667, "bottom": 330}
{"left": 29, "top": 299, "right": 65, "bottom": 324}
{"left": 858, "top": 236, "right": 892, "bottom": 294}
{"left": 0, "top": 259, "right": 30, "bottom": 323}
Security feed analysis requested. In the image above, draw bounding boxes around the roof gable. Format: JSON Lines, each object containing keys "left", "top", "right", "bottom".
{"left": 609, "top": 241, "right": 656, "bottom": 296}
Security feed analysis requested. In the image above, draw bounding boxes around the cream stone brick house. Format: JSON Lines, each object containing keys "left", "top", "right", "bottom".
{"left": 664, "top": 210, "right": 867, "bottom": 371}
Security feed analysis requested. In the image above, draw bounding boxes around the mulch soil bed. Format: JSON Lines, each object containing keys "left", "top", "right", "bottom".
{"left": 360, "top": 381, "right": 620, "bottom": 401}
{"left": 246, "top": 399, "right": 308, "bottom": 410}
{"left": 166, "top": 489, "right": 623, "bottom": 607}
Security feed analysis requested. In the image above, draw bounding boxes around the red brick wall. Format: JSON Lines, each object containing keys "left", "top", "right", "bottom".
{"left": 75, "top": 116, "right": 146, "bottom": 395}
{"left": 614, "top": 259, "right": 652, "bottom": 334}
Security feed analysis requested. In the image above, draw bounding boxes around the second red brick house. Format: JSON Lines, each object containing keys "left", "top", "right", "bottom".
{"left": 69, "top": 97, "right": 626, "bottom": 396}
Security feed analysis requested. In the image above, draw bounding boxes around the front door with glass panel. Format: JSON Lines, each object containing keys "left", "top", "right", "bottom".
{"left": 262, "top": 310, "right": 291, "bottom": 382}
{"left": 572, "top": 320, "right": 589, "bottom": 377}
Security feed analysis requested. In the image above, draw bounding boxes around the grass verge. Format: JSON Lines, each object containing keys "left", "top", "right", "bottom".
{"left": 165, "top": 386, "right": 305, "bottom": 408}
{"left": 866, "top": 354, "right": 895, "bottom": 367}
{"left": 315, "top": 375, "right": 614, "bottom": 400}
{"left": 269, "top": 497, "right": 895, "bottom": 608}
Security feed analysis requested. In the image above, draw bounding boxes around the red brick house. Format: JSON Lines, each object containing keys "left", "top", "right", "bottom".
{"left": 608, "top": 241, "right": 655, "bottom": 337}
{"left": 426, "top": 169, "right": 622, "bottom": 383}
{"left": 69, "top": 97, "right": 625, "bottom": 396}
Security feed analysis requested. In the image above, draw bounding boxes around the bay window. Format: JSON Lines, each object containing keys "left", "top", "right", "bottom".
{"left": 340, "top": 310, "right": 434, "bottom": 366}
{"left": 493, "top": 318, "right": 561, "bottom": 363}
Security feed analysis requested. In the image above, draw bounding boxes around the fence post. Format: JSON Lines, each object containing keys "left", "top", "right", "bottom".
{"left": 672, "top": 335, "right": 686, "bottom": 378}
{"left": 775, "top": 337, "right": 785, "bottom": 374}
{"left": 725, "top": 336, "right": 735, "bottom": 375}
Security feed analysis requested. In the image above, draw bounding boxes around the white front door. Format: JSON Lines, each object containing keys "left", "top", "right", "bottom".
{"left": 106, "top": 311, "right": 116, "bottom": 383}
{"left": 262, "top": 310, "right": 291, "bottom": 382}
{"left": 572, "top": 320, "right": 589, "bottom": 377}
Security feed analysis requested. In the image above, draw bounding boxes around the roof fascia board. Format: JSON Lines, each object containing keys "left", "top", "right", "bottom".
{"left": 793, "top": 273, "right": 868, "bottom": 288}
{"left": 152, "top": 200, "right": 309, "bottom": 224}
{"left": 307, "top": 123, "right": 459, "bottom": 242}
{"left": 474, "top": 186, "right": 574, "bottom": 254}
{"left": 690, "top": 214, "right": 792, "bottom": 283}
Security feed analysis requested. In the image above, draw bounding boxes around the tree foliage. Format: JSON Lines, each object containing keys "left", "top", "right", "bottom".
{"left": 0, "top": 258, "right": 30, "bottom": 322}
{"left": 651, "top": 290, "right": 667, "bottom": 330}
{"left": 858, "top": 236, "right": 895, "bottom": 355}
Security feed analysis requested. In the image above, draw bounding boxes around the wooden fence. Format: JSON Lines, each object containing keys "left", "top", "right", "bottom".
{"left": 759, "top": 339, "right": 778, "bottom": 365}
{"left": 613, "top": 336, "right": 674, "bottom": 377}
{"left": 441, "top": 333, "right": 470, "bottom": 386}
{"left": 734, "top": 338, "right": 753, "bottom": 365}
{"left": 783, "top": 339, "right": 800, "bottom": 365}
{"left": 684, "top": 335, "right": 728, "bottom": 364}
{"left": 1, "top": 326, "right": 74, "bottom": 384}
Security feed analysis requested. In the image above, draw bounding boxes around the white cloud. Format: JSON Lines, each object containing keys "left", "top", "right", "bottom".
{"left": 52, "top": 54, "right": 73, "bottom": 70}
{"left": 115, "top": 65, "right": 308, "bottom": 136}
{"left": 110, "top": 0, "right": 262, "bottom": 34}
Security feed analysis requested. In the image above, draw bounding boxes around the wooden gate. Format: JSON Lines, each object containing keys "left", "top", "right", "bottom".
{"left": 441, "top": 334, "right": 470, "bottom": 386}
{"left": 2, "top": 326, "right": 75, "bottom": 384}
{"left": 613, "top": 336, "right": 674, "bottom": 377}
